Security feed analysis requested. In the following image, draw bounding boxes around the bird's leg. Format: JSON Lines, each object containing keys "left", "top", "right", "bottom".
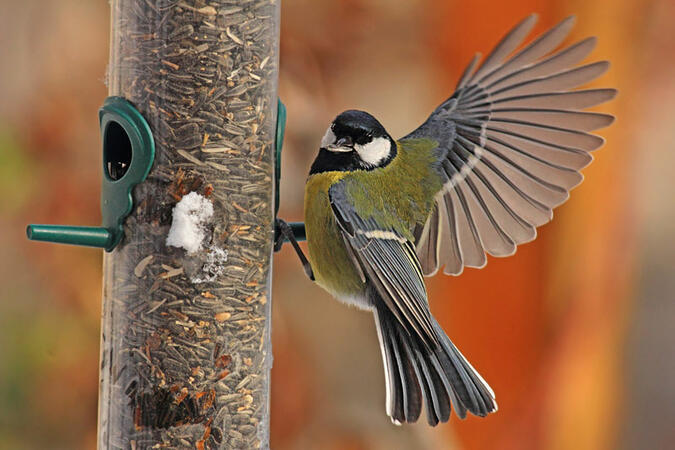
{"left": 274, "top": 218, "right": 314, "bottom": 281}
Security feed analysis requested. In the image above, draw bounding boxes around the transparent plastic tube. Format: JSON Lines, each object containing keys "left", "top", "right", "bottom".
{"left": 98, "top": 1, "right": 279, "bottom": 448}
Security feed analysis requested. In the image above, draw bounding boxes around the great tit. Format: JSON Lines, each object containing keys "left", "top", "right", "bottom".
{"left": 299, "top": 14, "right": 616, "bottom": 425}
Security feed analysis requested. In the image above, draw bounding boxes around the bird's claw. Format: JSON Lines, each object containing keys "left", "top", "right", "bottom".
{"left": 274, "top": 218, "right": 314, "bottom": 281}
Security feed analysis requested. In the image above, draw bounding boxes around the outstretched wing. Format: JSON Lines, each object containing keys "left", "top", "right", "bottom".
{"left": 403, "top": 14, "right": 616, "bottom": 276}
{"left": 328, "top": 181, "right": 437, "bottom": 347}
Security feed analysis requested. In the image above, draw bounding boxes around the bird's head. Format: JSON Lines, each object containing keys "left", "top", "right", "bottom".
{"left": 310, "top": 110, "right": 396, "bottom": 175}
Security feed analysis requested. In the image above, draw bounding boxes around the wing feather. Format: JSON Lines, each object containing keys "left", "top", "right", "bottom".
{"left": 438, "top": 195, "right": 463, "bottom": 276}
{"left": 490, "top": 89, "right": 617, "bottom": 110}
{"left": 329, "top": 184, "right": 437, "bottom": 345}
{"left": 470, "top": 14, "right": 538, "bottom": 82}
{"left": 485, "top": 37, "right": 598, "bottom": 92}
{"left": 477, "top": 16, "right": 577, "bottom": 86}
{"left": 403, "top": 15, "right": 615, "bottom": 275}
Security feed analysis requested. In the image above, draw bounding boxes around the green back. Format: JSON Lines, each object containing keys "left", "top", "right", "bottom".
{"left": 342, "top": 138, "right": 442, "bottom": 241}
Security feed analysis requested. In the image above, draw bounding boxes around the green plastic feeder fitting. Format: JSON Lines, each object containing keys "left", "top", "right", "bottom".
{"left": 273, "top": 99, "right": 306, "bottom": 244}
{"left": 27, "top": 96, "right": 155, "bottom": 252}
{"left": 288, "top": 222, "right": 306, "bottom": 241}
{"left": 274, "top": 98, "right": 286, "bottom": 217}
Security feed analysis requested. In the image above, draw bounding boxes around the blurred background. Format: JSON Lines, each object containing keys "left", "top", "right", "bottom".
{"left": 0, "top": 0, "right": 673, "bottom": 448}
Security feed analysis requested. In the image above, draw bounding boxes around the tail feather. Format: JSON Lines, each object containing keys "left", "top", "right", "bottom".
{"left": 434, "top": 323, "right": 496, "bottom": 416}
{"left": 405, "top": 338, "right": 440, "bottom": 425}
{"left": 400, "top": 323, "right": 450, "bottom": 424}
{"left": 390, "top": 323, "right": 423, "bottom": 422}
{"left": 375, "top": 304, "right": 405, "bottom": 422}
{"left": 374, "top": 300, "right": 497, "bottom": 425}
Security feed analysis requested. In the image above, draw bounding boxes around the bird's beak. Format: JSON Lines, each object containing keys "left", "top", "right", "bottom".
{"left": 327, "top": 136, "right": 353, "bottom": 152}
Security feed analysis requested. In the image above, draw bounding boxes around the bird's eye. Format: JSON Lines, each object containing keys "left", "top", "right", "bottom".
{"left": 355, "top": 134, "right": 370, "bottom": 145}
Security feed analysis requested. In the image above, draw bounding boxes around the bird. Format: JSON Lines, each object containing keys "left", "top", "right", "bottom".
{"left": 287, "top": 14, "right": 616, "bottom": 425}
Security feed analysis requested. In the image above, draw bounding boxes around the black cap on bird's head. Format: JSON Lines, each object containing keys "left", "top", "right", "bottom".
{"left": 309, "top": 110, "right": 396, "bottom": 175}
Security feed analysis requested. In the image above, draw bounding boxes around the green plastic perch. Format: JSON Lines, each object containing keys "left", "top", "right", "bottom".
{"left": 26, "top": 225, "right": 113, "bottom": 249}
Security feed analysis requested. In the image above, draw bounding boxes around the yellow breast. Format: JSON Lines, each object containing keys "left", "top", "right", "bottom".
{"left": 304, "top": 171, "right": 366, "bottom": 300}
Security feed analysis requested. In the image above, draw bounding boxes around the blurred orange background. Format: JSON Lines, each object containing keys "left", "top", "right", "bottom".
{"left": 1, "top": 0, "right": 673, "bottom": 449}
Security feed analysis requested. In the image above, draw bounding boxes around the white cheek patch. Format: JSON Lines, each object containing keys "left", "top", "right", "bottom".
{"left": 354, "top": 137, "right": 391, "bottom": 166}
{"left": 321, "top": 127, "right": 336, "bottom": 148}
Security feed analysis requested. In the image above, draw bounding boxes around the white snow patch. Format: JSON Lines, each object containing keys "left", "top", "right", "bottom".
{"left": 166, "top": 192, "right": 214, "bottom": 254}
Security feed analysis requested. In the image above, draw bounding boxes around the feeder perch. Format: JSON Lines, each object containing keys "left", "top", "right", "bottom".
{"left": 27, "top": 97, "right": 155, "bottom": 251}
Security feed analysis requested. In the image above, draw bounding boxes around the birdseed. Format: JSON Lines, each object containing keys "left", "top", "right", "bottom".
{"left": 99, "top": 0, "right": 279, "bottom": 448}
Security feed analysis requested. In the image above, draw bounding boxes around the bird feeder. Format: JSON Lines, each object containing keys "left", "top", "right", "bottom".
{"left": 28, "top": 0, "right": 281, "bottom": 448}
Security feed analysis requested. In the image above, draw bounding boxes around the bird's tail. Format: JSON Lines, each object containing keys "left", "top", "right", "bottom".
{"left": 373, "top": 298, "right": 497, "bottom": 425}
